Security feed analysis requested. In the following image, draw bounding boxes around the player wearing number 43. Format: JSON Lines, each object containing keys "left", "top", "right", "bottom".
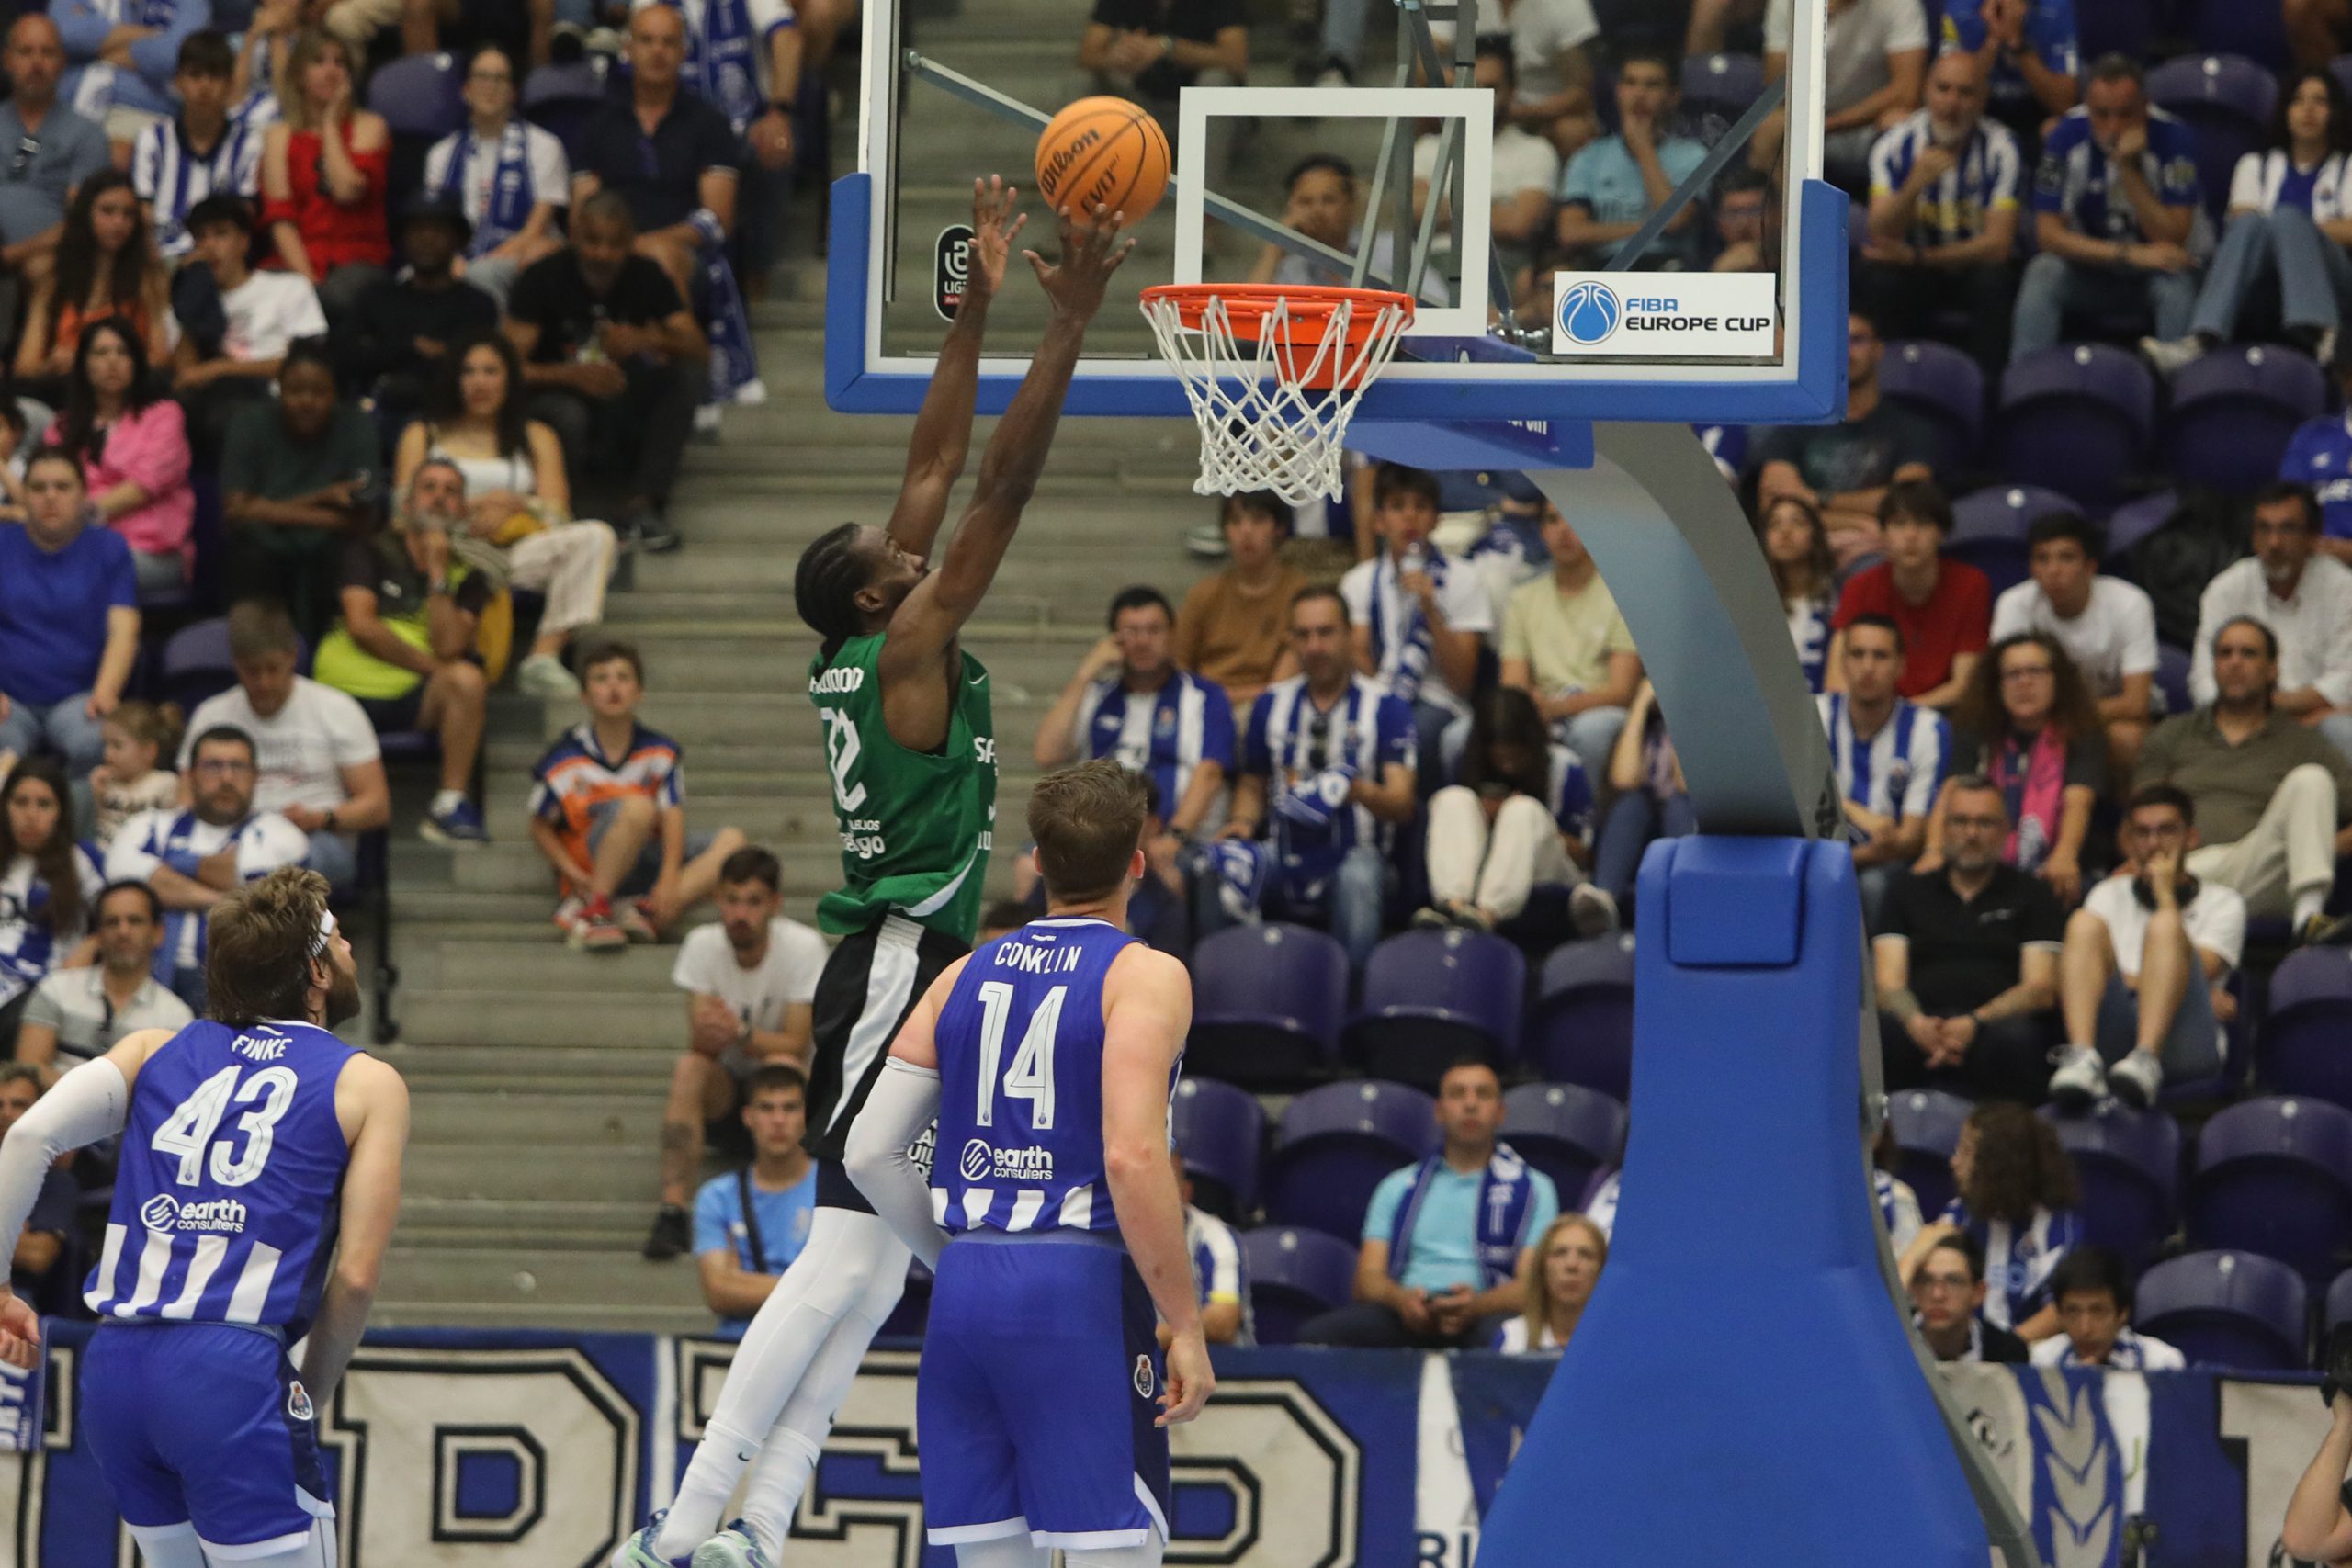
{"left": 0, "top": 866, "right": 410, "bottom": 1568}
{"left": 849, "top": 758, "right": 1211, "bottom": 1567}
{"left": 616, "top": 185, "right": 1135, "bottom": 1568}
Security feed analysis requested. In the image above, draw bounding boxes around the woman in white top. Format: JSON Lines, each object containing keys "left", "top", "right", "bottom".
{"left": 1498, "top": 1213, "right": 1608, "bottom": 1352}
{"left": 1758, "top": 494, "right": 1836, "bottom": 694}
{"left": 2147, "top": 68, "right": 2352, "bottom": 374}
{"left": 393, "top": 333, "right": 616, "bottom": 698}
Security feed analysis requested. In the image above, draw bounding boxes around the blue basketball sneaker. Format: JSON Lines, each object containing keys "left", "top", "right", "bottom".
{"left": 609, "top": 1511, "right": 692, "bottom": 1568}
{"left": 690, "top": 1520, "right": 774, "bottom": 1568}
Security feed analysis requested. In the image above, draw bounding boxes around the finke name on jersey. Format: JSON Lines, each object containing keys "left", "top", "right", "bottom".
{"left": 232, "top": 1033, "right": 288, "bottom": 1061}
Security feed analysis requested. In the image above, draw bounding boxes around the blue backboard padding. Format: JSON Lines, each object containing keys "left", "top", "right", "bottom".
{"left": 825, "top": 175, "right": 1850, "bottom": 429}
{"left": 1476, "top": 837, "right": 1988, "bottom": 1568}
{"left": 1664, "top": 837, "right": 1806, "bottom": 967}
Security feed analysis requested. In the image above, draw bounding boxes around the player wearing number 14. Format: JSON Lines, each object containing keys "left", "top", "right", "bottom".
{"left": 0, "top": 868, "right": 409, "bottom": 1568}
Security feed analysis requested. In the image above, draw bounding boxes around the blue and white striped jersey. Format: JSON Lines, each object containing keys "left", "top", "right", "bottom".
{"left": 2033, "top": 104, "right": 2203, "bottom": 242}
{"left": 0, "top": 843, "right": 102, "bottom": 1006}
{"left": 1819, "top": 694, "right": 1949, "bottom": 822}
{"left": 87, "top": 1020, "right": 360, "bottom": 1334}
{"left": 130, "top": 115, "right": 263, "bottom": 260}
{"left": 1242, "top": 675, "right": 1418, "bottom": 879}
{"left": 932, "top": 919, "right": 1165, "bottom": 1239}
{"left": 1070, "top": 670, "right": 1237, "bottom": 818}
{"left": 1867, "top": 110, "right": 2022, "bottom": 247}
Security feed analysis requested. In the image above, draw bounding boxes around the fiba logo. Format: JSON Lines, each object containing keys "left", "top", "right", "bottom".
{"left": 1558, "top": 280, "right": 1623, "bottom": 345}
{"left": 959, "top": 1139, "right": 993, "bottom": 1182}
{"left": 140, "top": 1194, "right": 179, "bottom": 1231}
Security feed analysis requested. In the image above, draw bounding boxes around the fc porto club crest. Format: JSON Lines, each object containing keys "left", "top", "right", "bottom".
{"left": 287, "top": 1379, "right": 315, "bottom": 1423}
{"left": 1133, "top": 1354, "right": 1156, "bottom": 1399}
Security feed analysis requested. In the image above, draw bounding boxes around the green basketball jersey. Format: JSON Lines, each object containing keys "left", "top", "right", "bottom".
{"left": 809, "top": 633, "right": 998, "bottom": 942}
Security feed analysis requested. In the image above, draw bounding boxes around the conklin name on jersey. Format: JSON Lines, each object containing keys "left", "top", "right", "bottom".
{"left": 809, "top": 633, "right": 998, "bottom": 943}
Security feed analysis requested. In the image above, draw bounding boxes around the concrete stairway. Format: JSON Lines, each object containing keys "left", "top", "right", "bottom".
{"left": 367, "top": 0, "right": 1328, "bottom": 1328}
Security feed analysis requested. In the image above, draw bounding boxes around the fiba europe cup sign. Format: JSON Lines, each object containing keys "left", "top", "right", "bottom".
{"left": 1551, "top": 274, "right": 1778, "bottom": 358}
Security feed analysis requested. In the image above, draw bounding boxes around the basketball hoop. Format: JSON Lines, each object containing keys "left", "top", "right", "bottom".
{"left": 1139, "top": 283, "right": 1415, "bottom": 506}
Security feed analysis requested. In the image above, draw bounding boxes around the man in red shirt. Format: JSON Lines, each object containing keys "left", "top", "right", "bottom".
{"left": 1827, "top": 479, "right": 1990, "bottom": 708}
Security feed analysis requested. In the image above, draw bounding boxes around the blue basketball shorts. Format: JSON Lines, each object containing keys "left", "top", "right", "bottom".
{"left": 82, "top": 1323, "right": 334, "bottom": 1556}
{"left": 919, "top": 1233, "right": 1171, "bottom": 1550}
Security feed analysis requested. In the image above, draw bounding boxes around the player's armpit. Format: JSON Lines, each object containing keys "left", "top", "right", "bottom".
{"left": 887, "top": 956, "right": 970, "bottom": 1071}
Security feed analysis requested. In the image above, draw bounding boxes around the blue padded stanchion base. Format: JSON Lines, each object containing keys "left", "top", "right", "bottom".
{"left": 1476, "top": 836, "right": 1988, "bottom": 1566}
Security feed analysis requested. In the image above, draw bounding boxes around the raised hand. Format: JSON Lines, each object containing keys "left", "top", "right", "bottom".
{"left": 967, "top": 175, "right": 1026, "bottom": 302}
{"left": 1025, "top": 201, "right": 1136, "bottom": 322}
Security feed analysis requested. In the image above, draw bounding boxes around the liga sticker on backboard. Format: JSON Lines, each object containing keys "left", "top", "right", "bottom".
{"left": 934, "top": 224, "right": 974, "bottom": 321}
{"left": 1550, "top": 272, "right": 1777, "bottom": 358}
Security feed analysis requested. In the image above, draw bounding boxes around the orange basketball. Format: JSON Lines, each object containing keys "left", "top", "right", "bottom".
{"left": 1034, "top": 96, "right": 1171, "bottom": 224}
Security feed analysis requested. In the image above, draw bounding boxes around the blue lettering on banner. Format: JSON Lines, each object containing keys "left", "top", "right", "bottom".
{"left": 1551, "top": 272, "right": 1778, "bottom": 358}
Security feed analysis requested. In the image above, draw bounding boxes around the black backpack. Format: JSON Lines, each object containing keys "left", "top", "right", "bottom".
{"left": 2120, "top": 491, "right": 2248, "bottom": 651}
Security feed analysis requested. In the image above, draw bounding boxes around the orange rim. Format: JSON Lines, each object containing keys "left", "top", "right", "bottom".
{"left": 1142, "top": 283, "right": 1416, "bottom": 390}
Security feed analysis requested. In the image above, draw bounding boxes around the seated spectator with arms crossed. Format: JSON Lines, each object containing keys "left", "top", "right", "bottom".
{"left": 2031, "top": 1245, "right": 2184, "bottom": 1370}
{"left": 1821, "top": 614, "right": 1951, "bottom": 925}
{"left": 642, "top": 845, "right": 823, "bottom": 1262}
{"left": 1203, "top": 585, "right": 1416, "bottom": 968}
{"left": 1035, "top": 584, "right": 1235, "bottom": 843}
{"left": 105, "top": 722, "right": 309, "bottom": 1008}
{"left": 2050, "top": 784, "right": 2247, "bottom": 1109}
{"left": 526, "top": 637, "right": 745, "bottom": 952}
{"left": 1299, "top": 1058, "right": 1559, "bottom": 1348}
{"left": 183, "top": 597, "right": 390, "bottom": 889}
{"left": 694, "top": 1063, "right": 819, "bottom": 1341}
{"left": 2146, "top": 614, "right": 2352, "bottom": 937}
{"left": 1877, "top": 773, "right": 2065, "bottom": 1102}
{"left": 1991, "top": 511, "right": 2159, "bottom": 775}
{"left": 309, "top": 459, "right": 494, "bottom": 848}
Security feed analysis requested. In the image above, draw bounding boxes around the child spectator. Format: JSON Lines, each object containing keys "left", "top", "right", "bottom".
{"left": 1901, "top": 1100, "right": 2080, "bottom": 1343}
{"left": 1172, "top": 491, "right": 1306, "bottom": 713}
{"left": 0, "top": 757, "right": 102, "bottom": 1054}
{"left": 1498, "top": 1213, "right": 1605, "bottom": 1353}
{"left": 88, "top": 700, "right": 182, "bottom": 850}
{"left": 175, "top": 194, "right": 329, "bottom": 460}
{"left": 45, "top": 318, "right": 196, "bottom": 594}
{"left": 130, "top": 33, "right": 262, "bottom": 265}
{"left": 693, "top": 1063, "right": 819, "bottom": 1341}
{"left": 526, "top": 638, "right": 746, "bottom": 951}
{"left": 1419, "top": 685, "right": 1611, "bottom": 937}
{"left": 2031, "top": 1245, "right": 2185, "bottom": 1370}
{"left": 1827, "top": 479, "right": 1990, "bottom": 707}
{"left": 258, "top": 28, "right": 390, "bottom": 319}
{"left": 1758, "top": 494, "right": 1837, "bottom": 692}
{"left": 16, "top": 172, "right": 175, "bottom": 393}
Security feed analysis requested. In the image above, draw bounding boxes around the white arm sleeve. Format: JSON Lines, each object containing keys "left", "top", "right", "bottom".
{"left": 843, "top": 1057, "right": 949, "bottom": 1269}
{"left": 0, "top": 1059, "right": 130, "bottom": 1273}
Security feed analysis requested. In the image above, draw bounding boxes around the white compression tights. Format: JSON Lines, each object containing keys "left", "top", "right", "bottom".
{"left": 130, "top": 1519, "right": 337, "bottom": 1568}
{"left": 953, "top": 1530, "right": 1168, "bottom": 1568}
{"left": 654, "top": 1205, "right": 911, "bottom": 1559}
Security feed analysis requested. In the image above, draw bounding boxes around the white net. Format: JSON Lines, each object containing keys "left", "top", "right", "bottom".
{"left": 1139, "top": 287, "right": 1415, "bottom": 506}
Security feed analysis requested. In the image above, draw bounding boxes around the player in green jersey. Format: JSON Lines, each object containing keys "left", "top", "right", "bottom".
{"left": 616, "top": 181, "right": 1132, "bottom": 1568}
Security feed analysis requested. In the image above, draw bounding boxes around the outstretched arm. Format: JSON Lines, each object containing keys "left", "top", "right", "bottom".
{"left": 885, "top": 176, "right": 1025, "bottom": 560}
{"left": 877, "top": 203, "right": 1135, "bottom": 689}
{"left": 299, "top": 1055, "right": 408, "bottom": 1409}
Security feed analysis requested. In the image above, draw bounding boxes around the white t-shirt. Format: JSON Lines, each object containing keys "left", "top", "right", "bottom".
{"left": 182, "top": 677, "right": 382, "bottom": 818}
{"left": 1507, "top": 0, "right": 1600, "bottom": 106}
{"left": 1496, "top": 1315, "right": 1566, "bottom": 1352}
{"left": 1414, "top": 124, "right": 1562, "bottom": 204}
{"left": 1988, "top": 577, "right": 2160, "bottom": 701}
{"left": 219, "top": 269, "right": 328, "bottom": 364}
{"left": 2029, "top": 1326, "right": 2187, "bottom": 1371}
{"left": 1766, "top": 0, "right": 1928, "bottom": 115}
{"left": 105, "top": 807, "right": 312, "bottom": 968}
{"left": 2230, "top": 149, "right": 2352, "bottom": 221}
{"left": 670, "top": 916, "right": 827, "bottom": 1077}
{"left": 1340, "top": 549, "right": 1497, "bottom": 716}
{"left": 2083, "top": 872, "right": 2246, "bottom": 978}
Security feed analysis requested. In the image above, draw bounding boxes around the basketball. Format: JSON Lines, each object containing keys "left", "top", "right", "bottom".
{"left": 1035, "top": 96, "right": 1171, "bottom": 224}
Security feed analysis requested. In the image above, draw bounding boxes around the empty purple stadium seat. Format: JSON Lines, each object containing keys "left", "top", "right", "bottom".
{"left": 1994, "top": 345, "right": 2155, "bottom": 512}
{"left": 1241, "top": 1226, "right": 1360, "bottom": 1346}
{"left": 1680, "top": 51, "right": 1765, "bottom": 119}
{"left": 1503, "top": 1082, "right": 1627, "bottom": 1210}
{"left": 367, "top": 51, "right": 466, "bottom": 138}
{"left": 1186, "top": 923, "right": 1349, "bottom": 1088}
{"left": 2041, "top": 1101, "right": 2179, "bottom": 1271}
{"left": 158, "top": 617, "right": 237, "bottom": 712}
{"left": 2259, "top": 948, "right": 2352, "bottom": 1114}
{"left": 1887, "top": 1089, "right": 1972, "bottom": 1220}
{"left": 522, "top": 59, "right": 612, "bottom": 164}
{"left": 2164, "top": 345, "right": 2326, "bottom": 494}
{"left": 2102, "top": 490, "right": 2178, "bottom": 567}
{"left": 2135, "top": 1250, "right": 2309, "bottom": 1370}
{"left": 1170, "top": 1077, "right": 1263, "bottom": 1221}
{"left": 2188, "top": 0, "right": 2290, "bottom": 70}
{"left": 1881, "top": 340, "right": 1985, "bottom": 474}
{"left": 1343, "top": 928, "right": 1527, "bottom": 1087}
{"left": 2328, "top": 1267, "right": 2352, "bottom": 1337}
{"left": 1261, "top": 1080, "right": 1437, "bottom": 1241}
{"left": 1522, "top": 935, "right": 1637, "bottom": 1102}
{"left": 2189, "top": 1095, "right": 2352, "bottom": 1279}
{"left": 2146, "top": 55, "right": 2281, "bottom": 219}
{"left": 1949, "top": 485, "right": 2075, "bottom": 597}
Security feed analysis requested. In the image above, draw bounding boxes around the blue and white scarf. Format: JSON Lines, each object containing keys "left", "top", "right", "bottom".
{"left": 653, "top": 0, "right": 763, "bottom": 131}
{"left": 1389, "top": 1142, "right": 1537, "bottom": 1289}
{"left": 690, "top": 207, "right": 763, "bottom": 407}
{"left": 1367, "top": 548, "right": 1446, "bottom": 707}
{"left": 435, "top": 120, "right": 536, "bottom": 255}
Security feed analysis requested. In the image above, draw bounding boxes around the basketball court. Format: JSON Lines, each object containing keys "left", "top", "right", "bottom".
{"left": 826, "top": 3, "right": 2046, "bottom": 1562}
